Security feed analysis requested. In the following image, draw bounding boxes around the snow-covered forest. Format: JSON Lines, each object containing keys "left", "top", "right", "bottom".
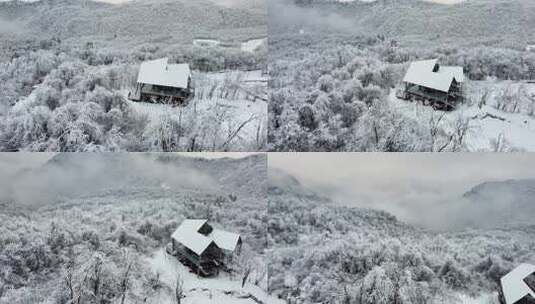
{"left": 267, "top": 167, "right": 535, "bottom": 304}
{"left": 268, "top": 0, "right": 535, "bottom": 151}
{"left": 0, "top": 153, "right": 278, "bottom": 304}
{"left": 0, "top": 0, "right": 267, "bottom": 152}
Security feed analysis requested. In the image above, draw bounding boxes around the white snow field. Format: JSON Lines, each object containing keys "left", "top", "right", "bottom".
{"left": 148, "top": 249, "right": 283, "bottom": 304}
{"left": 389, "top": 80, "right": 535, "bottom": 152}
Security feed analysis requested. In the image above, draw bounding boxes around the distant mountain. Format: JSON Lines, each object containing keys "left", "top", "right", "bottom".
{"left": 0, "top": 153, "right": 266, "bottom": 209}
{"left": 268, "top": 168, "right": 410, "bottom": 243}
{"left": 464, "top": 179, "right": 535, "bottom": 199}
{"left": 0, "top": 0, "right": 266, "bottom": 43}
{"left": 47, "top": 152, "right": 266, "bottom": 197}
{"left": 278, "top": 0, "right": 535, "bottom": 45}
{"left": 268, "top": 167, "right": 303, "bottom": 192}
{"left": 154, "top": 153, "right": 268, "bottom": 199}
{"left": 268, "top": 169, "right": 535, "bottom": 304}
{"left": 462, "top": 179, "right": 535, "bottom": 225}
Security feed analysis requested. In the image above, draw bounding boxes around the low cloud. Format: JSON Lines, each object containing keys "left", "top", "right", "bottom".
{"left": 269, "top": 0, "right": 359, "bottom": 34}
{"left": 0, "top": 153, "right": 220, "bottom": 208}
{"left": 269, "top": 153, "right": 535, "bottom": 230}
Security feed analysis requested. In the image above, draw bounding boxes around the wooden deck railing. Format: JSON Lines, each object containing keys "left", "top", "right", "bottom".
{"left": 407, "top": 86, "right": 448, "bottom": 103}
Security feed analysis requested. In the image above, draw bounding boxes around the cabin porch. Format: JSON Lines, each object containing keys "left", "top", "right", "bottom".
{"left": 167, "top": 241, "right": 222, "bottom": 277}
{"left": 129, "top": 83, "right": 194, "bottom": 105}
{"left": 403, "top": 83, "right": 461, "bottom": 111}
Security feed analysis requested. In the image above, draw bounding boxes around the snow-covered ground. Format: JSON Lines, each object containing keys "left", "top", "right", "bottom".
{"left": 193, "top": 39, "right": 221, "bottom": 47}
{"left": 126, "top": 70, "right": 267, "bottom": 150}
{"left": 457, "top": 292, "right": 499, "bottom": 304}
{"left": 192, "top": 38, "right": 266, "bottom": 53}
{"left": 389, "top": 81, "right": 535, "bottom": 151}
{"left": 241, "top": 38, "right": 266, "bottom": 53}
{"left": 147, "top": 249, "right": 283, "bottom": 304}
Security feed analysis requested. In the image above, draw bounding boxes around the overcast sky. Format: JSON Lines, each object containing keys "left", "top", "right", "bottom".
{"left": 269, "top": 153, "right": 535, "bottom": 228}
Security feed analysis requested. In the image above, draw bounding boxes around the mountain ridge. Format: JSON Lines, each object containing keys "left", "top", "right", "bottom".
{"left": 275, "top": 0, "right": 535, "bottom": 47}
{"left": 0, "top": 0, "right": 266, "bottom": 43}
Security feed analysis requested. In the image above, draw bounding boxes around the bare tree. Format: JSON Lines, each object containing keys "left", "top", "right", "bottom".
{"left": 175, "top": 273, "right": 184, "bottom": 304}
{"left": 255, "top": 118, "right": 265, "bottom": 150}
{"left": 253, "top": 265, "right": 267, "bottom": 287}
{"left": 0, "top": 282, "right": 5, "bottom": 299}
{"left": 241, "top": 265, "right": 252, "bottom": 288}
{"left": 63, "top": 248, "right": 80, "bottom": 304}
{"left": 450, "top": 115, "right": 471, "bottom": 151}
{"left": 478, "top": 87, "right": 490, "bottom": 109}
{"left": 91, "top": 257, "right": 103, "bottom": 300}
{"left": 120, "top": 260, "right": 133, "bottom": 304}
{"left": 235, "top": 245, "right": 255, "bottom": 288}
{"left": 221, "top": 114, "right": 256, "bottom": 150}
{"left": 343, "top": 285, "right": 351, "bottom": 304}
{"left": 428, "top": 111, "right": 449, "bottom": 151}
{"left": 64, "top": 268, "right": 75, "bottom": 304}
{"left": 491, "top": 133, "right": 508, "bottom": 152}
{"left": 520, "top": 84, "right": 535, "bottom": 116}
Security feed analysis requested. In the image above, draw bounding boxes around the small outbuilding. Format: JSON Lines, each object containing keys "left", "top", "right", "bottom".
{"left": 129, "top": 58, "right": 194, "bottom": 104}
{"left": 167, "top": 219, "right": 242, "bottom": 277}
{"left": 397, "top": 59, "right": 465, "bottom": 111}
{"left": 500, "top": 263, "right": 535, "bottom": 304}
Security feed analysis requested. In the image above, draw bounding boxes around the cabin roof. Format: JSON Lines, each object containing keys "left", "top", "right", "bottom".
{"left": 501, "top": 263, "right": 535, "bottom": 304}
{"left": 210, "top": 229, "right": 241, "bottom": 252}
{"left": 137, "top": 58, "right": 191, "bottom": 89}
{"left": 171, "top": 219, "right": 213, "bottom": 255}
{"left": 171, "top": 219, "right": 241, "bottom": 256}
{"left": 403, "top": 59, "right": 464, "bottom": 93}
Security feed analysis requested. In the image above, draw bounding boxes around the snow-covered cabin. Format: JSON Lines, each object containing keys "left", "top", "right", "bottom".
{"left": 500, "top": 263, "right": 535, "bottom": 304}
{"left": 129, "top": 58, "right": 193, "bottom": 104}
{"left": 168, "top": 219, "right": 242, "bottom": 277}
{"left": 398, "top": 59, "right": 465, "bottom": 110}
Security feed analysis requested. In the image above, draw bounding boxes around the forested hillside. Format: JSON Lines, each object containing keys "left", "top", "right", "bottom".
{"left": 268, "top": 169, "right": 535, "bottom": 303}
{"left": 0, "top": 0, "right": 266, "bottom": 44}
{"left": 0, "top": 0, "right": 267, "bottom": 152}
{"left": 0, "top": 154, "right": 271, "bottom": 304}
{"left": 269, "top": 0, "right": 535, "bottom": 151}
{"left": 287, "top": 0, "right": 535, "bottom": 46}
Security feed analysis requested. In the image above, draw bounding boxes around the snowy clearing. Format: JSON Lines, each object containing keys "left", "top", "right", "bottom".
{"left": 126, "top": 69, "right": 267, "bottom": 151}
{"left": 147, "top": 249, "right": 283, "bottom": 304}
{"left": 389, "top": 81, "right": 535, "bottom": 152}
{"left": 241, "top": 38, "right": 267, "bottom": 53}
